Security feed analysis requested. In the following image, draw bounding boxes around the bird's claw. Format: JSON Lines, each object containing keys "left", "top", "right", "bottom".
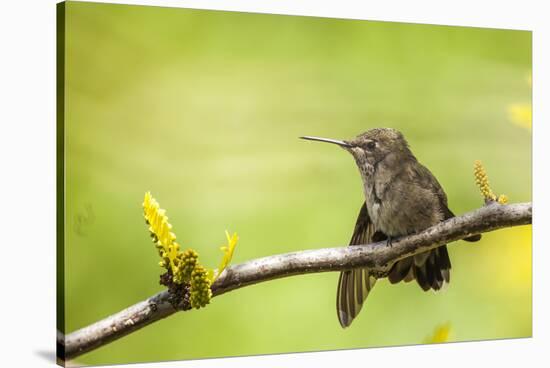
{"left": 386, "top": 236, "right": 394, "bottom": 248}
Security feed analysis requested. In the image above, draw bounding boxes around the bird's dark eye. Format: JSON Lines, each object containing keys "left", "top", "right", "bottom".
{"left": 366, "top": 141, "right": 376, "bottom": 150}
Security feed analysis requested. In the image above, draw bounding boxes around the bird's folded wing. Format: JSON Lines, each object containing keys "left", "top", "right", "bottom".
{"left": 336, "top": 202, "right": 378, "bottom": 328}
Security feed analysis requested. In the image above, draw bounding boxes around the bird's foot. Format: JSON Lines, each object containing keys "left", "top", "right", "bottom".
{"left": 386, "top": 236, "right": 394, "bottom": 248}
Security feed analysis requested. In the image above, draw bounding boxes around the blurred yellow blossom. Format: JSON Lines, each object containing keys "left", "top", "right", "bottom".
{"left": 424, "top": 323, "right": 452, "bottom": 344}
{"left": 507, "top": 74, "right": 532, "bottom": 131}
{"left": 508, "top": 103, "right": 532, "bottom": 131}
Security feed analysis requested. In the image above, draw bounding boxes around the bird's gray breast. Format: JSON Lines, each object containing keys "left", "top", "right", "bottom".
{"left": 357, "top": 162, "right": 384, "bottom": 227}
{"left": 359, "top": 161, "right": 425, "bottom": 237}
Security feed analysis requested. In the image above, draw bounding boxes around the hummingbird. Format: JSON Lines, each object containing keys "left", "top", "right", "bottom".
{"left": 301, "top": 128, "right": 481, "bottom": 328}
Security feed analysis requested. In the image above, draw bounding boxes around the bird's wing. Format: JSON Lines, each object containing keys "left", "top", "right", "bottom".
{"left": 383, "top": 164, "right": 453, "bottom": 290}
{"left": 412, "top": 163, "right": 449, "bottom": 209}
{"left": 336, "top": 203, "right": 380, "bottom": 328}
{"left": 412, "top": 163, "right": 481, "bottom": 241}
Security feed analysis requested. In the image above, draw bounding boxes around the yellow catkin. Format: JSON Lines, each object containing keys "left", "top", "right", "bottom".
{"left": 474, "top": 160, "right": 497, "bottom": 202}
{"left": 143, "top": 192, "right": 179, "bottom": 274}
{"left": 142, "top": 192, "right": 218, "bottom": 307}
{"left": 173, "top": 249, "right": 199, "bottom": 284}
{"left": 189, "top": 265, "right": 212, "bottom": 308}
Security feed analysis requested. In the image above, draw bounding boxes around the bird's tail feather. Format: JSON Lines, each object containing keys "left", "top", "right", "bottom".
{"left": 388, "top": 245, "right": 451, "bottom": 291}
{"left": 336, "top": 268, "right": 376, "bottom": 328}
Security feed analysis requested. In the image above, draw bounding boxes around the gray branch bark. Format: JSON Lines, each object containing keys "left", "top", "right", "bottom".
{"left": 59, "top": 202, "right": 532, "bottom": 361}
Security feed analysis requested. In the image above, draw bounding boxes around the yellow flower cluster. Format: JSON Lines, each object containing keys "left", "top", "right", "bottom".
{"left": 173, "top": 249, "right": 198, "bottom": 284}
{"left": 190, "top": 265, "right": 213, "bottom": 309}
{"left": 474, "top": 160, "right": 496, "bottom": 202}
{"left": 143, "top": 192, "right": 240, "bottom": 309}
{"left": 142, "top": 192, "right": 210, "bottom": 308}
{"left": 143, "top": 191, "right": 180, "bottom": 273}
{"left": 474, "top": 160, "right": 508, "bottom": 204}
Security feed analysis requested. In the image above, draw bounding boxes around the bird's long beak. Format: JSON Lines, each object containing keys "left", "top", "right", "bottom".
{"left": 300, "top": 136, "right": 352, "bottom": 148}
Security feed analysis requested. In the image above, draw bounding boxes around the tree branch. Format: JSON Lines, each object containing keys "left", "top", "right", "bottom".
{"left": 59, "top": 202, "right": 532, "bottom": 361}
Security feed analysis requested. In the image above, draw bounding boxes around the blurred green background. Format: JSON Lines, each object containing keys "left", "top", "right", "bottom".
{"left": 62, "top": 1, "right": 532, "bottom": 366}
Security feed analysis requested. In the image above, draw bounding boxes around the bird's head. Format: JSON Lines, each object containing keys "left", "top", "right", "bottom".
{"left": 301, "top": 128, "right": 413, "bottom": 169}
